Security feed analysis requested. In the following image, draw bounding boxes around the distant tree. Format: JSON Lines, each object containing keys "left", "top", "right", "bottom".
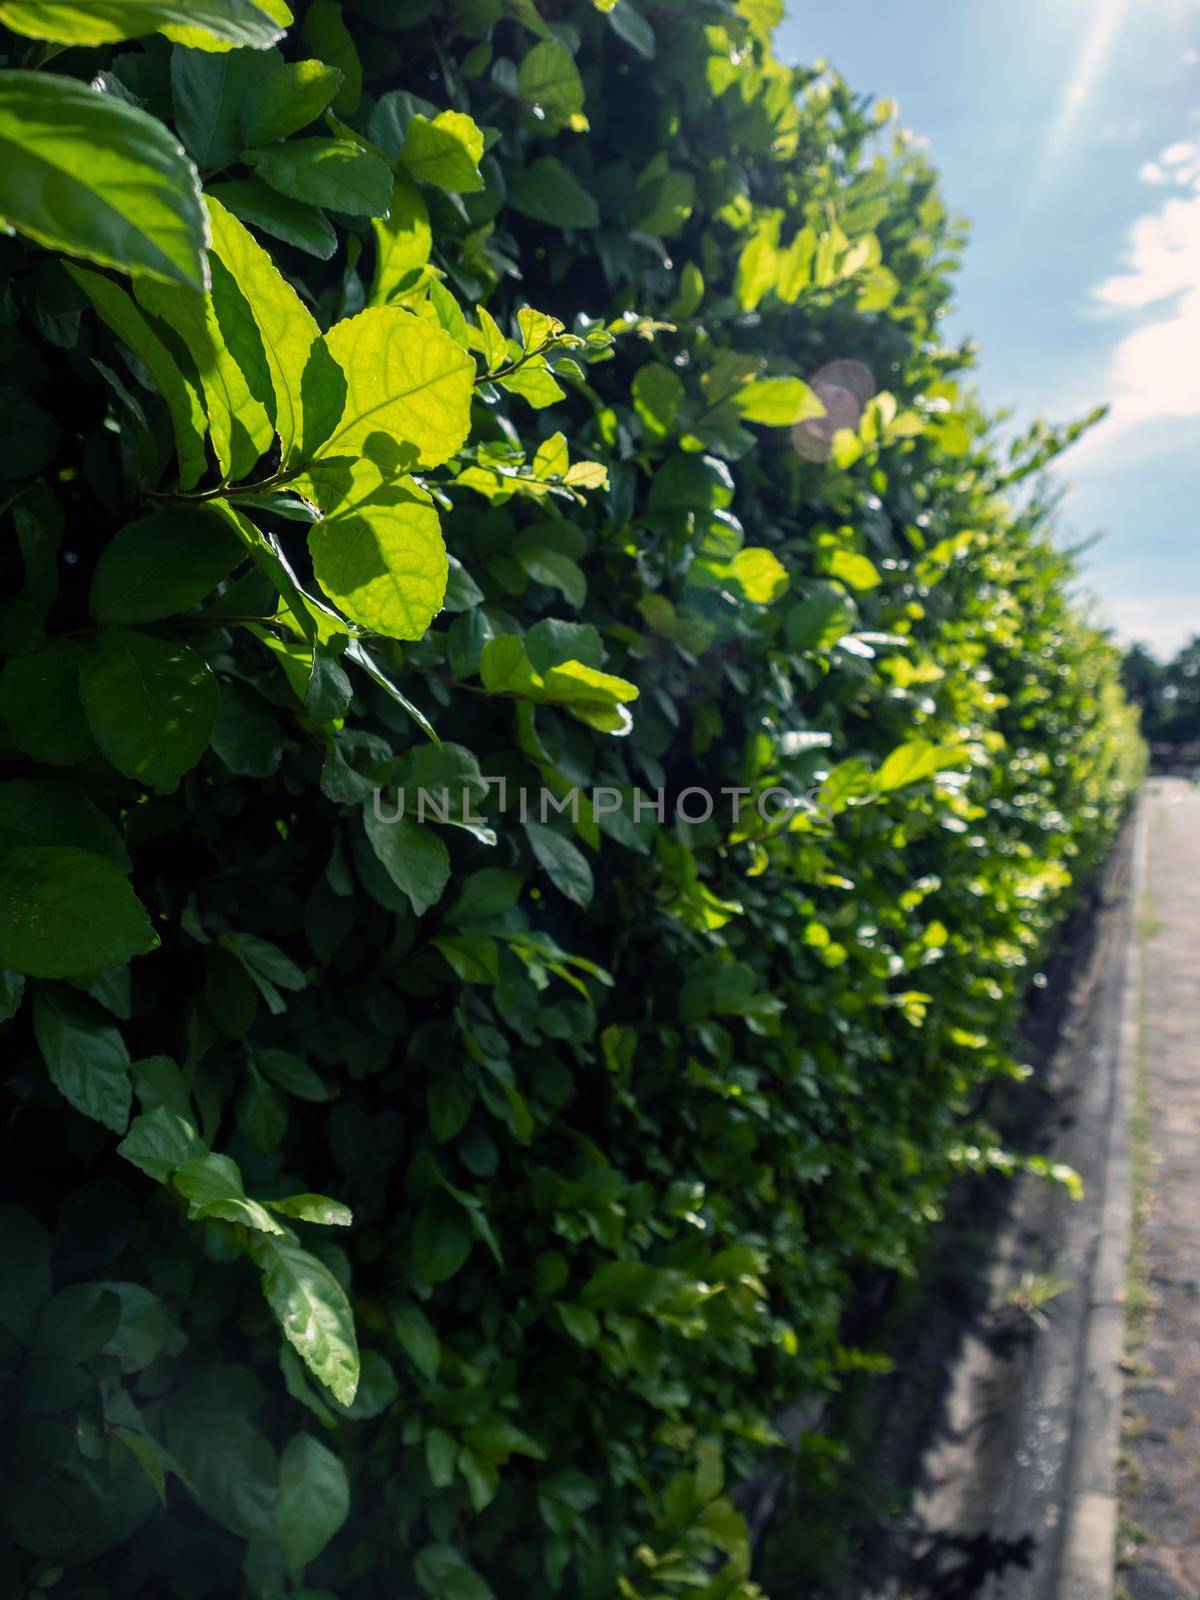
{"left": 1124, "top": 636, "right": 1200, "bottom": 745}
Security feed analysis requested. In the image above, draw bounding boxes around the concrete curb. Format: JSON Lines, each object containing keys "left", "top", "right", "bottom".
{"left": 1055, "top": 800, "right": 1146, "bottom": 1600}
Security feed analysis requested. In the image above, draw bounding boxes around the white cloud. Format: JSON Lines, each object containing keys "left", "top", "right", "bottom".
{"left": 1093, "top": 590, "right": 1200, "bottom": 658}
{"left": 1081, "top": 141, "right": 1200, "bottom": 442}
{"left": 1139, "top": 160, "right": 1168, "bottom": 185}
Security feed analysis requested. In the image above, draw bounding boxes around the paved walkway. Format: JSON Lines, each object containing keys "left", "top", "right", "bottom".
{"left": 1120, "top": 778, "right": 1200, "bottom": 1599}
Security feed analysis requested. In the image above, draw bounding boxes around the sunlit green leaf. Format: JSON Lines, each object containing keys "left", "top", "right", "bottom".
{"left": 0, "top": 0, "right": 288, "bottom": 51}
{"left": 306, "top": 306, "right": 475, "bottom": 471}
{"left": 401, "top": 110, "right": 485, "bottom": 193}
{"left": 206, "top": 194, "right": 321, "bottom": 467}
{"left": 254, "top": 1236, "right": 360, "bottom": 1405}
{"left": 0, "top": 71, "right": 207, "bottom": 289}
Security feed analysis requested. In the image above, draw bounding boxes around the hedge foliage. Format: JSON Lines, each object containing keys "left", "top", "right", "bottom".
{"left": 0, "top": 1, "right": 1143, "bottom": 1596}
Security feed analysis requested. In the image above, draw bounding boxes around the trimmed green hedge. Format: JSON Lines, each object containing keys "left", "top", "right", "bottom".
{"left": 0, "top": 1, "right": 1142, "bottom": 1596}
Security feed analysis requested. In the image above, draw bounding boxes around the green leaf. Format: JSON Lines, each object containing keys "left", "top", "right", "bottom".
{"left": 0, "top": 387, "right": 58, "bottom": 479}
{"left": 172, "top": 1150, "right": 245, "bottom": 1205}
{"left": 244, "top": 58, "right": 345, "bottom": 146}
{"left": 508, "top": 157, "right": 599, "bottom": 228}
{"left": 279, "top": 1340, "right": 336, "bottom": 1424}
{"left": 369, "top": 171, "right": 432, "bottom": 305}
{"left": 606, "top": 0, "right": 655, "bottom": 57}
{"left": 131, "top": 1054, "right": 192, "bottom": 1119}
{"left": 101, "top": 1280, "right": 175, "bottom": 1369}
{"left": 410, "top": 1192, "right": 473, "bottom": 1286}
{"left": 524, "top": 821, "right": 593, "bottom": 907}
{"left": 874, "top": 739, "right": 962, "bottom": 794}
{"left": 90, "top": 507, "right": 244, "bottom": 624}
{"left": 516, "top": 37, "right": 585, "bottom": 124}
{"left": 0, "top": 1205, "right": 51, "bottom": 1344}
{"left": 236, "top": 1062, "right": 287, "bottom": 1148}
{"left": 277, "top": 1433, "right": 351, "bottom": 1579}
{"left": 0, "top": 779, "right": 129, "bottom": 868}
{"left": 448, "top": 867, "right": 522, "bottom": 924}
{"left": 540, "top": 658, "right": 638, "bottom": 709}
{"left": 164, "top": 1393, "right": 278, "bottom": 1543}
{"left": 264, "top": 1193, "right": 352, "bottom": 1226}
{"left": 631, "top": 167, "right": 694, "bottom": 237}
{"left": 0, "top": 970, "right": 25, "bottom": 1024}
{"left": 733, "top": 376, "right": 824, "bottom": 426}
{"left": 31, "top": 983, "right": 132, "bottom": 1133}
{"left": 824, "top": 547, "right": 880, "bottom": 592}
{"left": 254, "top": 1047, "right": 329, "bottom": 1102}
{"left": 207, "top": 194, "right": 321, "bottom": 468}
{"left": 345, "top": 636, "right": 440, "bottom": 744}
{"left": 729, "top": 547, "right": 789, "bottom": 603}
{"left": 0, "top": 0, "right": 289, "bottom": 49}
{"left": 0, "top": 70, "right": 207, "bottom": 290}
{"left": 210, "top": 176, "right": 337, "bottom": 260}
{"left": 162, "top": 0, "right": 291, "bottom": 51}
{"left": 0, "top": 636, "right": 96, "bottom": 761}
{"left": 211, "top": 680, "right": 283, "bottom": 777}
{"left": 254, "top": 1235, "right": 360, "bottom": 1406}
{"left": 299, "top": 0, "right": 361, "bottom": 114}
{"left": 170, "top": 42, "right": 275, "bottom": 169}
{"left": 66, "top": 265, "right": 208, "bottom": 490}
{"left": 632, "top": 362, "right": 683, "bottom": 438}
{"left": 434, "top": 932, "right": 498, "bottom": 983}
{"left": 0, "top": 847, "right": 155, "bottom": 980}
{"left": 692, "top": 546, "right": 789, "bottom": 605}
{"left": 134, "top": 273, "right": 273, "bottom": 482}
{"left": 80, "top": 628, "right": 219, "bottom": 794}
{"left": 363, "top": 809, "right": 450, "bottom": 917}
{"left": 415, "top": 1544, "right": 497, "bottom": 1600}
{"left": 425, "top": 1427, "right": 457, "bottom": 1487}
{"left": 392, "top": 1301, "right": 439, "bottom": 1382}
{"left": 732, "top": 221, "right": 779, "bottom": 311}
{"left": 37, "top": 1283, "right": 121, "bottom": 1364}
{"left": 0, "top": 639, "right": 97, "bottom": 766}
{"left": 308, "top": 468, "right": 448, "bottom": 641}
{"left": 516, "top": 543, "right": 585, "bottom": 606}
{"left": 113, "top": 1432, "right": 169, "bottom": 1505}
{"left": 224, "top": 932, "right": 305, "bottom": 989}
{"left": 306, "top": 306, "right": 475, "bottom": 471}
{"left": 174, "top": 1150, "right": 285, "bottom": 1232}
{"left": 244, "top": 138, "right": 393, "bottom": 217}
{"left": 401, "top": 111, "right": 484, "bottom": 193}
{"left": 117, "top": 1105, "right": 204, "bottom": 1183}
{"left": 497, "top": 359, "right": 567, "bottom": 409}
{"left": 208, "top": 499, "right": 328, "bottom": 643}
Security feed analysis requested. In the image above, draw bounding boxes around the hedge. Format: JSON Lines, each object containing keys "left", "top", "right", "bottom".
{"left": 0, "top": 1, "right": 1143, "bottom": 1596}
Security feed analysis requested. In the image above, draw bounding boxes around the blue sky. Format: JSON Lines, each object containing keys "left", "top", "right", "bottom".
{"left": 778, "top": 0, "right": 1200, "bottom": 658}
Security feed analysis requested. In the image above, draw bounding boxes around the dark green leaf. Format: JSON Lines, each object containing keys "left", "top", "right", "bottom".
{"left": 81, "top": 628, "right": 219, "bottom": 793}
{"left": 277, "top": 1432, "right": 351, "bottom": 1578}
{"left": 32, "top": 983, "right": 133, "bottom": 1133}
{"left": 90, "top": 507, "right": 245, "bottom": 625}
{"left": 244, "top": 138, "right": 393, "bottom": 217}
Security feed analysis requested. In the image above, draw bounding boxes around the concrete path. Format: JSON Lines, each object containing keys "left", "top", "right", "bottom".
{"left": 1119, "top": 778, "right": 1200, "bottom": 1600}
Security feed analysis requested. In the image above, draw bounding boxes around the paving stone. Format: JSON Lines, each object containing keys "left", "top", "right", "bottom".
{"left": 1120, "top": 783, "right": 1200, "bottom": 1589}
{"left": 1128, "top": 1446, "right": 1200, "bottom": 1500}
{"left": 1123, "top": 1562, "right": 1193, "bottom": 1600}
{"left": 1128, "top": 1494, "right": 1200, "bottom": 1545}
{"left": 1129, "top": 1389, "right": 1192, "bottom": 1431}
